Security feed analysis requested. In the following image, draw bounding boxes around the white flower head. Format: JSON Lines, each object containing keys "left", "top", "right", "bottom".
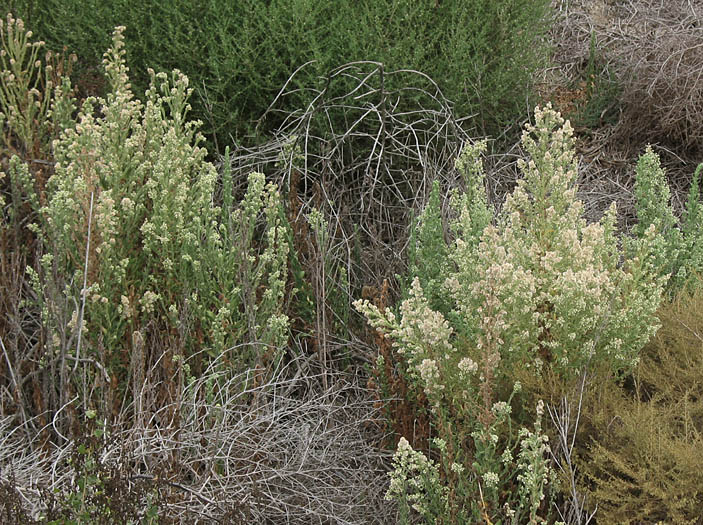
{"left": 482, "top": 471, "right": 500, "bottom": 489}
{"left": 458, "top": 356, "right": 478, "bottom": 376}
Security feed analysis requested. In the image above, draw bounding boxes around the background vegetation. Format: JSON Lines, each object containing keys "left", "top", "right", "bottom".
{"left": 8, "top": 0, "right": 552, "bottom": 153}
{"left": 1, "top": 0, "right": 703, "bottom": 523}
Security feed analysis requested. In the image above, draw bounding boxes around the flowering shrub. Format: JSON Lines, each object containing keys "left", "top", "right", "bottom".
{"left": 0, "top": 13, "right": 52, "bottom": 155}
{"left": 356, "top": 105, "right": 666, "bottom": 523}
{"left": 0, "top": 13, "right": 76, "bottom": 158}
{"left": 8, "top": 26, "right": 289, "bottom": 426}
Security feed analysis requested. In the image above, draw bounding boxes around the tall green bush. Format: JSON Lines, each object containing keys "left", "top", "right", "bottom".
{"left": 12, "top": 0, "right": 552, "bottom": 150}
{"left": 633, "top": 145, "right": 703, "bottom": 292}
{"left": 405, "top": 180, "right": 451, "bottom": 314}
{"left": 356, "top": 105, "right": 666, "bottom": 523}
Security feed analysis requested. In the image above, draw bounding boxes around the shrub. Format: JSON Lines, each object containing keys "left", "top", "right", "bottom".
{"left": 568, "top": 32, "right": 621, "bottom": 131}
{"left": 609, "top": 1, "right": 703, "bottom": 153}
{"left": 11, "top": 0, "right": 552, "bottom": 150}
{"left": 0, "top": 12, "right": 75, "bottom": 247}
{"left": 356, "top": 105, "right": 666, "bottom": 523}
{"left": 0, "top": 13, "right": 79, "bottom": 447}
{"left": 405, "top": 179, "right": 452, "bottom": 315}
{"left": 579, "top": 279, "right": 703, "bottom": 523}
{"left": 633, "top": 145, "right": 703, "bottom": 292}
{"left": 1, "top": 24, "right": 290, "bottom": 433}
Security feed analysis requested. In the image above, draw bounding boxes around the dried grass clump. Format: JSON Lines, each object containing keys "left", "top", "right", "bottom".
{"left": 551, "top": 0, "right": 703, "bottom": 154}
{"left": 601, "top": 0, "right": 703, "bottom": 154}
{"left": 551, "top": 0, "right": 703, "bottom": 152}
{"left": 579, "top": 280, "right": 703, "bottom": 524}
{"left": 544, "top": 0, "right": 703, "bottom": 235}
{"left": 0, "top": 357, "right": 393, "bottom": 524}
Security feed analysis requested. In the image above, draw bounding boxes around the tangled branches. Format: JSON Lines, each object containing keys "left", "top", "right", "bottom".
{"left": 0, "top": 355, "right": 393, "bottom": 523}
{"left": 225, "top": 61, "right": 477, "bottom": 287}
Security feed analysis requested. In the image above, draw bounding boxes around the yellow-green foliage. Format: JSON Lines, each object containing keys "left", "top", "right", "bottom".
{"left": 580, "top": 281, "right": 703, "bottom": 524}
{"left": 0, "top": 13, "right": 51, "bottom": 154}
{"left": 0, "top": 13, "right": 76, "bottom": 157}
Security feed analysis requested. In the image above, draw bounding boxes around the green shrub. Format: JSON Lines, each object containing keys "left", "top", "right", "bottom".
{"left": 0, "top": 14, "right": 79, "bottom": 441}
{"left": 0, "top": 12, "right": 75, "bottom": 205}
{"left": 633, "top": 145, "right": 703, "bottom": 292}
{"left": 0, "top": 13, "right": 52, "bottom": 155}
{"left": 405, "top": 180, "right": 452, "bottom": 315}
{"left": 12, "top": 0, "right": 552, "bottom": 151}
{"left": 356, "top": 105, "right": 666, "bottom": 523}
{"left": 569, "top": 31, "right": 621, "bottom": 130}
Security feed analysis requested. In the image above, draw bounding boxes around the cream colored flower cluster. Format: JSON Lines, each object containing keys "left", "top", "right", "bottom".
{"left": 451, "top": 104, "right": 665, "bottom": 376}
{"left": 355, "top": 276, "right": 459, "bottom": 406}
{"left": 357, "top": 104, "right": 666, "bottom": 411}
{"left": 40, "top": 27, "right": 289, "bottom": 363}
{"left": 357, "top": 104, "right": 667, "bottom": 522}
{"left": 386, "top": 437, "right": 447, "bottom": 518}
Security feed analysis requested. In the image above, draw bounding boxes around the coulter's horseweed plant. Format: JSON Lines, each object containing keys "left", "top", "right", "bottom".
{"left": 0, "top": 13, "right": 51, "bottom": 155}
{"left": 633, "top": 145, "right": 703, "bottom": 293}
{"left": 11, "top": 26, "right": 289, "bottom": 425}
{"left": 355, "top": 105, "right": 667, "bottom": 523}
{"left": 0, "top": 13, "right": 76, "bottom": 157}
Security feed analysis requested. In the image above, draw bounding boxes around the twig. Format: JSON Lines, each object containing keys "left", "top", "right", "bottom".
{"left": 73, "top": 190, "right": 94, "bottom": 375}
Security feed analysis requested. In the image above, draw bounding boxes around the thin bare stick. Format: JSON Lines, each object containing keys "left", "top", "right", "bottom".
{"left": 73, "top": 190, "right": 94, "bottom": 375}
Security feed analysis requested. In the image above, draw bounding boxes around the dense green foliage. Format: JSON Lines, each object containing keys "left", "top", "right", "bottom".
{"left": 11, "top": 0, "right": 552, "bottom": 152}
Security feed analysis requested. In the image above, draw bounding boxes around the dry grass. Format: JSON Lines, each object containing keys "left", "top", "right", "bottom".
{"left": 541, "top": 0, "right": 703, "bottom": 234}
{"left": 0, "top": 354, "right": 395, "bottom": 523}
